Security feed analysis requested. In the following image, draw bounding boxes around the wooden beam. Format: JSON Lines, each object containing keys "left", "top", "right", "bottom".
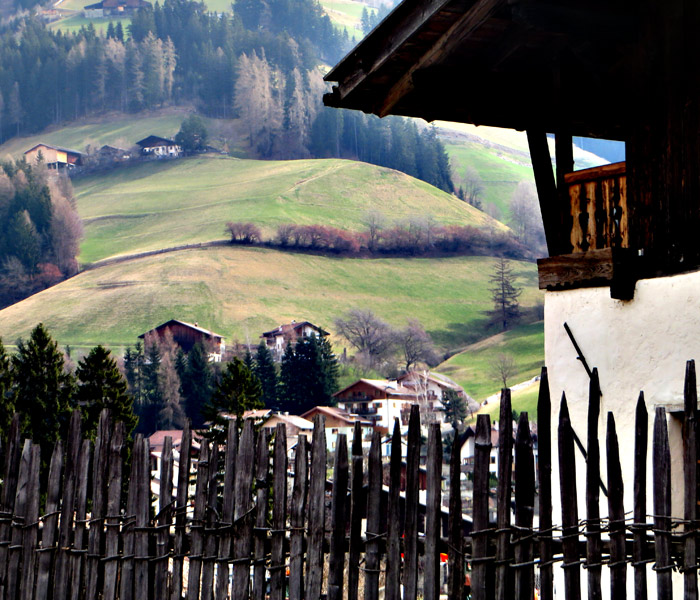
{"left": 526, "top": 129, "right": 558, "bottom": 256}
{"left": 326, "top": 0, "right": 457, "bottom": 101}
{"left": 537, "top": 248, "right": 637, "bottom": 299}
{"left": 378, "top": 0, "right": 507, "bottom": 117}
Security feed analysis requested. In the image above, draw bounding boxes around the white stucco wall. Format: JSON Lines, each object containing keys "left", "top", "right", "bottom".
{"left": 545, "top": 271, "right": 700, "bottom": 596}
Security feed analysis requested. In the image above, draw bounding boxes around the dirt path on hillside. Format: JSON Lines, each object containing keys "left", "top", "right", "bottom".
{"left": 81, "top": 240, "right": 230, "bottom": 272}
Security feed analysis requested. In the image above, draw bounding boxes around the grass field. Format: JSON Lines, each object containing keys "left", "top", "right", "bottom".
{"left": 467, "top": 378, "right": 541, "bottom": 424}
{"left": 0, "top": 110, "right": 247, "bottom": 167}
{"left": 48, "top": 13, "right": 130, "bottom": 34}
{"left": 74, "top": 155, "right": 503, "bottom": 263}
{"left": 0, "top": 247, "right": 539, "bottom": 354}
{"left": 443, "top": 139, "right": 534, "bottom": 218}
{"left": 0, "top": 111, "right": 185, "bottom": 159}
{"left": 320, "top": 0, "right": 367, "bottom": 37}
{"left": 437, "top": 321, "right": 544, "bottom": 401}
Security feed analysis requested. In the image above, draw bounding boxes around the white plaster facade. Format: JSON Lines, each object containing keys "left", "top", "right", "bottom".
{"left": 545, "top": 271, "right": 700, "bottom": 596}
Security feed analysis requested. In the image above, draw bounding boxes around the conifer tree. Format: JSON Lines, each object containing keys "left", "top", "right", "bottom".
{"left": 123, "top": 342, "right": 144, "bottom": 404}
{"left": 179, "top": 342, "right": 213, "bottom": 428}
{"left": 442, "top": 389, "right": 467, "bottom": 429}
{"left": 0, "top": 338, "right": 15, "bottom": 433}
{"left": 12, "top": 323, "right": 74, "bottom": 475}
{"left": 279, "top": 335, "right": 338, "bottom": 414}
{"left": 76, "top": 345, "right": 137, "bottom": 440}
{"left": 135, "top": 336, "right": 163, "bottom": 434}
{"left": 254, "top": 341, "right": 278, "bottom": 408}
{"left": 202, "top": 357, "right": 263, "bottom": 444}
{"left": 488, "top": 258, "right": 522, "bottom": 330}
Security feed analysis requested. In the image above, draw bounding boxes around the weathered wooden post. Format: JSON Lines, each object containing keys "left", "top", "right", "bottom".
{"left": 514, "top": 412, "right": 534, "bottom": 600}
{"left": 586, "top": 370, "right": 602, "bottom": 600}
{"left": 606, "top": 412, "right": 626, "bottom": 599}
{"left": 471, "top": 414, "right": 492, "bottom": 600}
{"left": 328, "top": 433, "right": 348, "bottom": 600}
{"left": 537, "top": 368, "right": 554, "bottom": 600}
{"left": 559, "top": 394, "right": 581, "bottom": 600}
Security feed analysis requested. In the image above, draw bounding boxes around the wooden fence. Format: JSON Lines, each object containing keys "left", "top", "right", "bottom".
{"left": 0, "top": 362, "right": 698, "bottom": 599}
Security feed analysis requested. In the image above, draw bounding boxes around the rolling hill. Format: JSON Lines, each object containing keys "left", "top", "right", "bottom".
{"left": 436, "top": 321, "right": 544, "bottom": 401}
{"left": 74, "top": 155, "right": 502, "bottom": 263}
{"left": 0, "top": 112, "right": 547, "bottom": 400}
{"left": 0, "top": 247, "right": 540, "bottom": 355}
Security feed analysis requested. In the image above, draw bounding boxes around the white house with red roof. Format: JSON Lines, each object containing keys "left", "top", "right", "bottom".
{"left": 260, "top": 320, "right": 329, "bottom": 359}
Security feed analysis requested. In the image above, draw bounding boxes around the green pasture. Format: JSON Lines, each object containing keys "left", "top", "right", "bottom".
{"left": 49, "top": 14, "right": 130, "bottom": 34}
{"left": 437, "top": 320, "right": 545, "bottom": 401}
{"left": 0, "top": 247, "right": 538, "bottom": 352}
{"left": 0, "top": 112, "right": 184, "bottom": 159}
{"left": 74, "top": 155, "right": 502, "bottom": 263}
{"left": 320, "top": 0, "right": 367, "bottom": 37}
{"left": 444, "top": 141, "right": 535, "bottom": 218}
{"left": 468, "top": 378, "right": 541, "bottom": 425}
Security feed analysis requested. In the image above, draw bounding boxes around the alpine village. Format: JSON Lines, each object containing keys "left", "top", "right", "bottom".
{"left": 1, "top": 0, "right": 700, "bottom": 598}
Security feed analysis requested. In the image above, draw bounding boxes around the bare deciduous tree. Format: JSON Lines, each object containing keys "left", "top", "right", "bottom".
{"left": 334, "top": 309, "right": 395, "bottom": 367}
{"left": 509, "top": 181, "right": 546, "bottom": 254}
{"left": 462, "top": 166, "right": 484, "bottom": 209}
{"left": 489, "top": 352, "right": 516, "bottom": 388}
{"left": 397, "top": 319, "right": 438, "bottom": 371}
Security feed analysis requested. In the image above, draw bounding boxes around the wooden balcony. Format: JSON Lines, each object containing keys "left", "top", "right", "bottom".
{"left": 565, "top": 162, "right": 627, "bottom": 253}
{"left": 538, "top": 162, "right": 636, "bottom": 299}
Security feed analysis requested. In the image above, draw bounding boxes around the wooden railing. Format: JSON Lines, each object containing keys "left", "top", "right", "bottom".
{"left": 564, "top": 161, "right": 627, "bottom": 253}
{"left": 0, "top": 362, "right": 699, "bottom": 599}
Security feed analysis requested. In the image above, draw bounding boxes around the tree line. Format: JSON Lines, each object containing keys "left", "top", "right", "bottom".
{"left": 0, "top": 0, "right": 454, "bottom": 191}
{"left": 226, "top": 217, "right": 529, "bottom": 259}
{"left": 0, "top": 160, "right": 83, "bottom": 309}
{"left": 122, "top": 330, "right": 339, "bottom": 435}
{"left": 1, "top": 322, "right": 341, "bottom": 478}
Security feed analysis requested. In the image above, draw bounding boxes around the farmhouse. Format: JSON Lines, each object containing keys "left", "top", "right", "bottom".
{"left": 83, "top": 0, "right": 148, "bottom": 17}
{"left": 139, "top": 319, "right": 225, "bottom": 361}
{"left": 24, "top": 143, "right": 83, "bottom": 170}
{"left": 398, "top": 370, "right": 478, "bottom": 418}
{"left": 135, "top": 135, "right": 182, "bottom": 158}
{"left": 325, "top": 0, "right": 700, "bottom": 593}
{"left": 334, "top": 378, "right": 420, "bottom": 431}
{"left": 300, "top": 405, "right": 374, "bottom": 451}
{"left": 260, "top": 320, "right": 329, "bottom": 359}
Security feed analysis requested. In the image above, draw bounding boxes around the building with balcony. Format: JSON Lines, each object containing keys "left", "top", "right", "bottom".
{"left": 334, "top": 378, "right": 421, "bottom": 431}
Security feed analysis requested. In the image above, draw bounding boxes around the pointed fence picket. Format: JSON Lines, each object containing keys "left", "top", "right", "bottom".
{"left": 2, "top": 363, "right": 700, "bottom": 599}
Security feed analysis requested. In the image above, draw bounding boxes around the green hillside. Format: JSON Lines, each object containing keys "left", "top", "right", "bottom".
{"left": 437, "top": 321, "right": 544, "bottom": 401}
{"left": 74, "top": 155, "right": 502, "bottom": 263}
{"left": 0, "top": 247, "right": 539, "bottom": 352}
{"left": 0, "top": 110, "right": 245, "bottom": 162}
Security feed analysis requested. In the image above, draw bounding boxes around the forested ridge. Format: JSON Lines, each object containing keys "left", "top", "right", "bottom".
{"left": 0, "top": 160, "right": 82, "bottom": 309}
{"left": 0, "top": 0, "right": 453, "bottom": 191}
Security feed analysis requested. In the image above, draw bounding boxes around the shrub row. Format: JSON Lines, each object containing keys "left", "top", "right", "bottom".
{"left": 226, "top": 221, "right": 529, "bottom": 259}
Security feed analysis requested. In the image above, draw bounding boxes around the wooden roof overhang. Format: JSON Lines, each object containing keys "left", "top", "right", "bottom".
{"left": 326, "top": 0, "right": 700, "bottom": 299}
{"left": 324, "top": 0, "right": 641, "bottom": 140}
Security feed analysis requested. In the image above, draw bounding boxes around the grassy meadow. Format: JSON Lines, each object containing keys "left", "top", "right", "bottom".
{"left": 0, "top": 247, "right": 539, "bottom": 356}
{"left": 437, "top": 321, "right": 545, "bottom": 401}
{"left": 466, "top": 378, "right": 541, "bottom": 425}
{"left": 74, "top": 155, "right": 502, "bottom": 263}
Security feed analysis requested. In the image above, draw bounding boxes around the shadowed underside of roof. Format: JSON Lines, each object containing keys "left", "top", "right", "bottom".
{"left": 324, "top": 0, "right": 642, "bottom": 140}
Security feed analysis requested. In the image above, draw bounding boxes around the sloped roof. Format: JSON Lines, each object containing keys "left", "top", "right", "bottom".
{"left": 263, "top": 414, "right": 314, "bottom": 430}
{"left": 300, "top": 405, "right": 373, "bottom": 425}
{"left": 136, "top": 135, "right": 178, "bottom": 148}
{"left": 24, "top": 143, "right": 84, "bottom": 156}
{"left": 334, "top": 378, "right": 418, "bottom": 398}
{"left": 261, "top": 320, "right": 329, "bottom": 339}
{"left": 324, "top": 0, "right": 643, "bottom": 139}
{"left": 138, "top": 319, "right": 224, "bottom": 340}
